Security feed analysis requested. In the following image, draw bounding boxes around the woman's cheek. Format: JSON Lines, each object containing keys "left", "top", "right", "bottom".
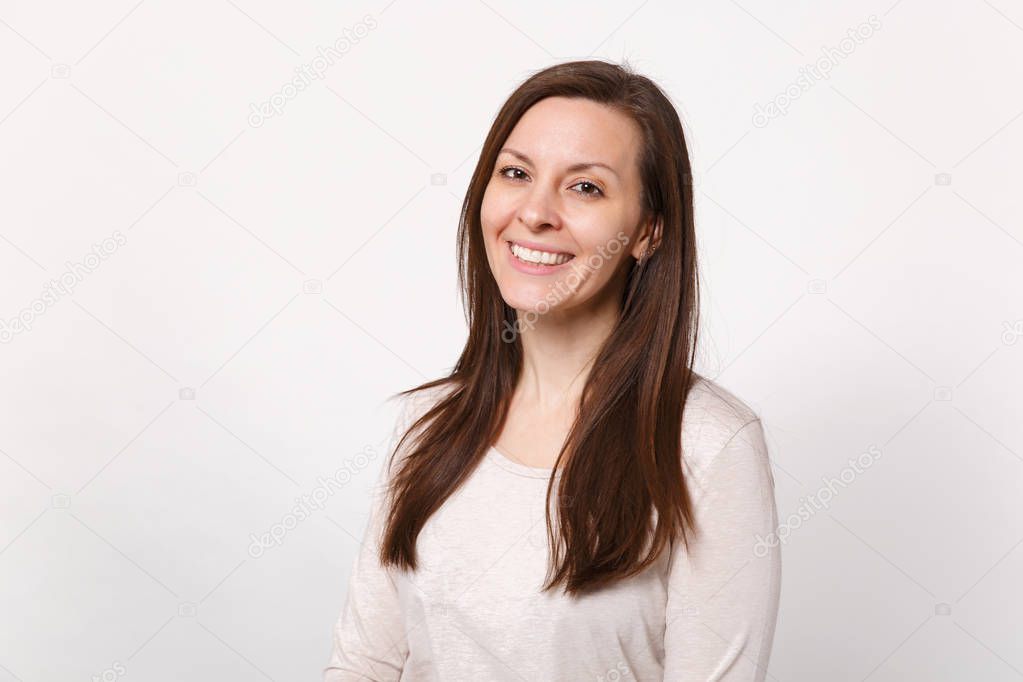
{"left": 480, "top": 194, "right": 506, "bottom": 238}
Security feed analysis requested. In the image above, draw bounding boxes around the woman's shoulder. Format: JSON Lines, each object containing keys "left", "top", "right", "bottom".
{"left": 384, "top": 374, "right": 768, "bottom": 477}
{"left": 372, "top": 380, "right": 458, "bottom": 484}
{"left": 681, "top": 373, "right": 766, "bottom": 475}
{"left": 393, "top": 380, "right": 457, "bottom": 424}
{"left": 384, "top": 380, "right": 458, "bottom": 448}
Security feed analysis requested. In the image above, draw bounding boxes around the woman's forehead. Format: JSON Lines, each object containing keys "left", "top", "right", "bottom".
{"left": 504, "top": 97, "right": 642, "bottom": 175}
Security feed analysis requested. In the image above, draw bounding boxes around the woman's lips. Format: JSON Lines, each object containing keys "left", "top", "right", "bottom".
{"left": 505, "top": 240, "right": 576, "bottom": 275}
{"left": 507, "top": 238, "right": 575, "bottom": 257}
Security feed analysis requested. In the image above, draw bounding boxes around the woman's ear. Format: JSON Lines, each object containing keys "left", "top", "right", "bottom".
{"left": 631, "top": 213, "right": 663, "bottom": 260}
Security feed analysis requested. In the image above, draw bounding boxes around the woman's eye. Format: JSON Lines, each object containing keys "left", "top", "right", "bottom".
{"left": 498, "top": 166, "right": 527, "bottom": 181}
{"left": 571, "top": 181, "right": 603, "bottom": 198}
{"left": 497, "top": 167, "right": 602, "bottom": 198}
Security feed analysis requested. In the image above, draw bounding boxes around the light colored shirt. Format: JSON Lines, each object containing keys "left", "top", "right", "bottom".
{"left": 324, "top": 376, "right": 781, "bottom": 681}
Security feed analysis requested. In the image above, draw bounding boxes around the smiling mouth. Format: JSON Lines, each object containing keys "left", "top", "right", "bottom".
{"left": 507, "top": 240, "right": 575, "bottom": 266}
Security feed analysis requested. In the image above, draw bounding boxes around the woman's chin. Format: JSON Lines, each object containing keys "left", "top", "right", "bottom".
{"left": 512, "top": 298, "right": 587, "bottom": 323}
{"left": 497, "top": 283, "right": 545, "bottom": 308}
{"left": 501, "top": 292, "right": 563, "bottom": 316}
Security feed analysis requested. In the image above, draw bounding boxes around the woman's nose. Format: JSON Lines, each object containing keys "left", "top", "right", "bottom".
{"left": 516, "top": 185, "right": 562, "bottom": 232}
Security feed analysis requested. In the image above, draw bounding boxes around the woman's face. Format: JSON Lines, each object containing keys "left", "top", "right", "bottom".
{"left": 480, "top": 96, "right": 656, "bottom": 320}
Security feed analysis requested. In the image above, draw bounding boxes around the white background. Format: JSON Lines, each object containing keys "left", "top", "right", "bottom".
{"left": 1, "top": 1, "right": 1021, "bottom": 680}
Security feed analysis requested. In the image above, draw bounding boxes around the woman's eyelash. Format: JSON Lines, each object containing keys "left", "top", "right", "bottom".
{"left": 496, "top": 166, "right": 604, "bottom": 198}
{"left": 498, "top": 166, "right": 528, "bottom": 181}
{"left": 571, "top": 180, "right": 604, "bottom": 197}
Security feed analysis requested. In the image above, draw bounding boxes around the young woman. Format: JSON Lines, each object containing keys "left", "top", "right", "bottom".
{"left": 324, "top": 59, "right": 781, "bottom": 681}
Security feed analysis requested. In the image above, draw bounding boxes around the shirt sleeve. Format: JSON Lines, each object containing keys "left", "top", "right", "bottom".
{"left": 663, "top": 418, "right": 782, "bottom": 681}
{"left": 323, "top": 397, "right": 416, "bottom": 681}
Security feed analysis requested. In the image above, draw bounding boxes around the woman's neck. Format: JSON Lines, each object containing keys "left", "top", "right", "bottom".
{"left": 514, "top": 294, "right": 620, "bottom": 412}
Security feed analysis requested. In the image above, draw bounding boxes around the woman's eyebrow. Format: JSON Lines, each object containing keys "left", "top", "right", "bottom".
{"left": 499, "top": 147, "right": 620, "bottom": 180}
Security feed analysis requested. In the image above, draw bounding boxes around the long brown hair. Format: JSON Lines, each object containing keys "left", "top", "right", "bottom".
{"left": 380, "top": 59, "right": 701, "bottom": 597}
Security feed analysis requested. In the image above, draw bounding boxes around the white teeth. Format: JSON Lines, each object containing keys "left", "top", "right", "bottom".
{"left": 510, "top": 242, "right": 573, "bottom": 265}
